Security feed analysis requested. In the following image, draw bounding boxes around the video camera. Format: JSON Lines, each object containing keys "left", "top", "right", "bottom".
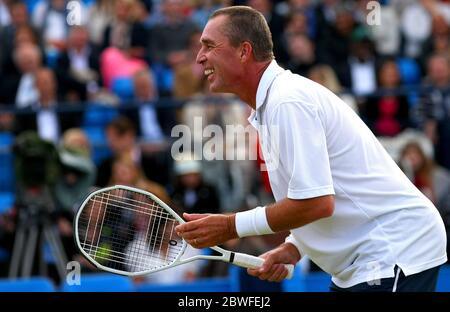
{"left": 13, "top": 131, "right": 59, "bottom": 215}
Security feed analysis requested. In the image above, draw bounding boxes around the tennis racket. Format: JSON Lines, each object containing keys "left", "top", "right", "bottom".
{"left": 74, "top": 185, "right": 294, "bottom": 279}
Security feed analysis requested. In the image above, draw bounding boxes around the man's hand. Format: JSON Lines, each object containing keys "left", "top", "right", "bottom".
{"left": 175, "top": 213, "right": 238, "bottom": 248}
{"left": 247, "top": 242, "right": 301, "bottom": 282}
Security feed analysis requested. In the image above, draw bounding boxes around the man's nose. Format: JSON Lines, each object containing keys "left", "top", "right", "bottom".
{"left": 196, "top": 50, "right": 206, "bottom": 65}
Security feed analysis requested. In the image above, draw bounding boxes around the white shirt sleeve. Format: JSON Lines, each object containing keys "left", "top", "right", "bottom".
{"left": 269, "top": 101, "right": 335, "bottom": 199}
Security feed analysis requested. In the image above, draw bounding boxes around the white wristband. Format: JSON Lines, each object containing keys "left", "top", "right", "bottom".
{"left": 235, "top": 206, "right": 274, "bottom": 238}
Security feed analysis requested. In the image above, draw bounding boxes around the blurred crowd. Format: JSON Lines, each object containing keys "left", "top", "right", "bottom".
{"left": 0, "top": 0, "right": 449, "bottom": 285}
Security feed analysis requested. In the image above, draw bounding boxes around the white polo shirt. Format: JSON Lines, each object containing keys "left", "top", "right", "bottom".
{"left": 249, "top": 60, "right": 447, "bottom": 288}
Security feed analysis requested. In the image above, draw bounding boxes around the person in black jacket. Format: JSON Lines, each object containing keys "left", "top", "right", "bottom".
{"left": 170, "top": 157, "right": 220, "bottom": 215}
{"left": 55, "top": 25, "right": 101, "bottom": 102}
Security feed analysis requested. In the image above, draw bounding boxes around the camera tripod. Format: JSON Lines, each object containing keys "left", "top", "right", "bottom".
{"left": 8, "top": 187, "right": 68, "bottom": 281}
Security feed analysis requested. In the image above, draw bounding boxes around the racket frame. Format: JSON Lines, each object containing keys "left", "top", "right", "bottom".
{"left": 75, "top": 185, "right": 238, "bottom": 277}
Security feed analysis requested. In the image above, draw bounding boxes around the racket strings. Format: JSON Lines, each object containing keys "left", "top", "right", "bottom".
{"left": 77, "top": 188, "right": 184, "bottom": 273}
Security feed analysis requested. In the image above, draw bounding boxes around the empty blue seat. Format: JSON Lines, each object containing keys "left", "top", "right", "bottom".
{"left": 111, "top": 77, "right": 134, "bottom": 101}
{"left": 397, "top": 58, "right": 421, "bottom": 85}
{"left": 0, "top": 277, "right": 55, "bottom": 292}
{"left": 61, "top": 273, "right": 134, "bottom": 292}
{"left": 82, "top": 126, "right": 112, "bottom": 165}
{"left": 82, "top": 104, "right": 119, "bottom": 128}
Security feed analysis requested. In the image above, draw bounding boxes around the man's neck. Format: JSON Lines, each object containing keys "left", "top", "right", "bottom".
{"left": 238, "top": 60, "right": 272, "bottom": 109}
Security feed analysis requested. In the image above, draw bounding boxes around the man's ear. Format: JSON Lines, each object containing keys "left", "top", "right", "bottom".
{"left": 240, "top": 41, "right": 253, "bottom": 62}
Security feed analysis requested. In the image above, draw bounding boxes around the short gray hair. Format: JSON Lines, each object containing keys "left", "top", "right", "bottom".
{"left": 210, "top": 6, "right": 274, "bottom": 62}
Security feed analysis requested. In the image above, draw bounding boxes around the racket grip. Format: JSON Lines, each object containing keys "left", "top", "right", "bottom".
{"left": 232, "top": 252, "right": 294, "bottom": 280}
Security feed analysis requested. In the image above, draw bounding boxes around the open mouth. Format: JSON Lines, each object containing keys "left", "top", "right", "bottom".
{"left": 204, "top": 68, "right": 215, "bottom": 80}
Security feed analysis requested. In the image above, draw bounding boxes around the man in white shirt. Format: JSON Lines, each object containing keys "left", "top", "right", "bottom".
{"left": 175, "top": 6, "right": 447, "bottom": 291}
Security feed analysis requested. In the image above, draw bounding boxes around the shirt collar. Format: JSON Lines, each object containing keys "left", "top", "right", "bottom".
{"left": 255, "top": 59, "right": 285, "bottom": 110}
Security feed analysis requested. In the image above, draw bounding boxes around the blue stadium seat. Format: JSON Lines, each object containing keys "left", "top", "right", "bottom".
{"left": 0, "top": 132, "right": 13, "bottom": 147}
{"left": 111, "top": 77, "right": 135, "bottom": 101}
{"left": 61, "top": 273, "right": 134, "bottom": 292}
{"left": 0, "top": 277, "right": 55, "bottom": 292}
{"left": 135, "top": 277, "right": 237, "bottom": 292}
{"left": 82, "top": 104, "right": 119, "bottom": 128}
{"left": 24, "top": 0, "right": 41, "bottom": 14}
{"left": 397, "top": 58, "right": 421, "bottom": 85}
{"left": 82, "top": 126, "right": 112, "bottom": 165}
{"left": 0, "top": 192, "right": 15, "bottom": 214}
{"left": 0, "top": 132, "right": 15, "bottom": 198}
{"left": 436, "top": 265, "right": 450, "bottom": 292}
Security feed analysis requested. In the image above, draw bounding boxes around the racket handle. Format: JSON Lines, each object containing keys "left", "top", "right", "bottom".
{"left": 232, "top": 252, "right": 294, "bottom": 280}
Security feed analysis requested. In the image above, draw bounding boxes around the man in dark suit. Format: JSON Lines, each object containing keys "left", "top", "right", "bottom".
{"left": 14, "top": 67, "right": 82, "bottom": 143}
{"left": 55, "top": 25, "right": 101, "bottom": 102}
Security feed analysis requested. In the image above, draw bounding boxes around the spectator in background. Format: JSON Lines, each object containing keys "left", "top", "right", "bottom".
{"left": 96, "top": 116, "right": 172, "bottom": 188}
{"left": 53, "top": 128, "right": 97, "bottom": 260}
{"left": 363, "top": 59, "right": 410, "bottom": 137}
{"left": 284, "top": 33, "right": 317, "bottom": 77}
{"left": 148, "top": 0, "right": 198, "bottom": 95}
{"left": 0, "top": 28, "right": 42, "bottom": 129}
{"left": 420, "top": 13, "right": 450, "bottom": 70}
{"left": 170, "top": 156, "right": 220, "bottom": 215}
{"left": 32, "top": 0, "right": 86, "bottom": 54}
{"left": 399, "top": 141, "right": 450, "bottom": 261}
{"left": 400, "top": 0, "right": 450, "bottom": 59}
{"left": 173, "top": 30, "right": 204, "bottom": 99}
{"left": 191, "top": 0, "right": 232, "bottom": 30}
{"left": 316, "top": 5, "right": 358, "bottom": 89}
{"left": 14, "top": 67, "right": 81, "bottom": 143}
{"left": 277, "top": 10, "right": 310, "bottom": 65}
{"left": 87, "top": 0, "right": 116, "bottom": 47}
{"left": 6, "top": 43, "right": 43, "bottom": 108}
{"left": 127, "top": 69, "right": 176, "bottom": 140}
{"left": 420, "top": 54, "right": 450, "bottom": 171}
{"left": 101, "top": 0, "right": 148, "bottom": 60}
{"left": 99, "top": 0, "right": 148, "bottom": 89}
{"left": 0, "top": 0, "right": 36, "bottom": 75}
{"left": 369, "top": 1, "right": 401, "bottom": 58}
{"left": 56, "top": 25, "right": 101, "bottom": 102}
{"left": 246, "top": 0, "right": 285, "bottom": 62}
{"left": 54, "top": 128, "right": 96, "bottom": 214}
{"left": 346, "top": 32, "right": 379, "bottom": 97}
{"left": 109, "top": 155, "right": 170, "bottom": 204}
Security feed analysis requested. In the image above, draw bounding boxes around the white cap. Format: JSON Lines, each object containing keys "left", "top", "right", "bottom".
{"left": 174, "top": 159, "right": 201, "bottom": 175}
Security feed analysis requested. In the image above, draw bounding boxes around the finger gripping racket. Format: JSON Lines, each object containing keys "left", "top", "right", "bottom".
{"left": 74, "top": 185, "right": 294, "bottom": 279}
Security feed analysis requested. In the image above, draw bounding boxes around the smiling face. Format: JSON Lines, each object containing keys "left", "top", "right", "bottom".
{"left": 196, "top": 15, "right": 245, "bottom": 94}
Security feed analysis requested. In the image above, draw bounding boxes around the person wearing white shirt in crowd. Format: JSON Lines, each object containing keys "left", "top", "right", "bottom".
{"left": 175, "top": 6, "right": 447, "bottom": 292}
{"left": 13, "top": 43, "right": 42, "bottom": 108}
